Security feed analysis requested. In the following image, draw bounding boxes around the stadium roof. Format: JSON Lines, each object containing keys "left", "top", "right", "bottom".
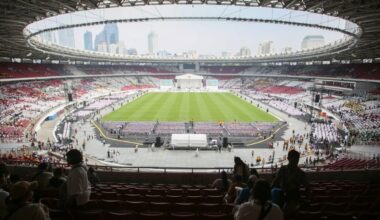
{"left": 0, "top": 0, "right": 379, "bottom": 63}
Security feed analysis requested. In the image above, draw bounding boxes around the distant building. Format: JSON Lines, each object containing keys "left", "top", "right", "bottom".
{"left": 84, "top": 31, "right": 93, "bottom": 51}
{"left": 239, "top": 47, "right": 251, "bottom": 57}
{"left": 222, "top": 51, "right": 232, "bottom": 57}
{"left": 282, "top": 47, "right": 293, "bottom": 53}
{"left": 157, "top": 50, "right": 170, "bottom": 57}
{"left": 97, "top": 42, "right": 108, "bottom": 52}
{"left": 41, "top": 31, "right": 56, "bottom": 43}
{"left": 58, "top": 27, "right": 75, "bottom": 48}
{"left": 127, "top": 48, "right": 138, "bottom": 55}
{"left": 258, "top": 41, "right": 274, "bottom": 55}
{"left": 148, "top": 32, "right": 158, "bottom": 55}
{"left": 94, "top": 23, "right": 119, "bottom": 52}
{"left": 301, "top": 35, "right": 325, "bottom": 50}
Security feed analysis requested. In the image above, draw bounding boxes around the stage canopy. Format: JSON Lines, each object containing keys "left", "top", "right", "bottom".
{"left": 171, "top": 133, "right": 208, "bottom": 149}
{"left": 175, "top": 74, "right": 203, "bottom": 89}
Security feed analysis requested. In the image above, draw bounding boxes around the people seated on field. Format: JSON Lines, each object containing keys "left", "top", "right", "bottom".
{"left": 235, "top": 179, "right": 283, "bottom": 220}
{"left": 5, "top": 181, "right": 49, "bottom": 220}
{"left": 235, "top": 174, "right": 258, "bottom": 205}
{"left": 87, "top": 167, "right": 100, "bottom": 187}
{"left": 272, "top": 150, "right": 310, "bottom": 219}
{"left": 65, "top": 149, "right": 91, "bottom": 208}
{"left": 233, "top": 157, "right": 250, "bottom": 182}
{"left": 212, "top": 171, "right": 232, "bottom": 193}
{"left": 225, "top": 175, "right": 247, "bottom": 203}
{"left": 32, "top": 162, "right": 53, "bottom": 191}
{"left": 48, "top": 168, "right": 66, "bottom": 189}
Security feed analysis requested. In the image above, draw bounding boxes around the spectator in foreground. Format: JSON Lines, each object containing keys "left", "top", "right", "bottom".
{"left": 225, "top": 175, "right": 246, "bottom": 203}
{"left": 233, "top": 157, "right": 250, "bottom": 182}
{"left": 65, "top": 149, "right": 91, "bottom": 208}
{"left": 235, "top": 179, "right": 283, "bottom": 220}
{"left": 235, "top": 174, "right": 258, "bottom": 205}
{"left": 272, "top": 150, "right": 310, "bottom": 219}
{"left": 212, "top": 171, "right": 232, "bottom": 193}
{"left": 5, "top": 181, "right": 49, "bottom": 220}
{"left": 48, "top": 168, "right": 66, "bottom": 189}
{"left": 32, "top": 163, "right": 53, "bottom": 191}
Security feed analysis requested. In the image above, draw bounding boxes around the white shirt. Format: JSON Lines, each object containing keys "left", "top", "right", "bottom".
{"left": 67, "top": 164, "right": 91, "bottom": 206}
{"left": 235, "top": 201, "right": 283, "bottom": 220}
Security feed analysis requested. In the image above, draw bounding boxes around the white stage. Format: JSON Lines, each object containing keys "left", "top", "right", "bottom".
{"left": 171, "top": 133, "right": 208, "bottom": 149}
{"left": 176, "top": 74, "right": 203, "bottom": 89}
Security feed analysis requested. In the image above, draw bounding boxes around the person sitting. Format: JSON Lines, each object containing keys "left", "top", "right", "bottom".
{"left": 48, "top": 168, "right": 66, "bottom": 189}
{"left": 235, "top": 179, "right": 283, "bottom": 220}
{"left": 235, "top": 175, "right": 258, "bottom": 205}
{"left": 272, "top": 150, "right": 310, "bottom": 219}
{"left": 225, "top": 175, "right": 246, "bottom": 204}
{"left": 65, "top": 149, "right": 91, "bottom": 208}
{"left": 4, "top": 181, "right": 49, "bottom": 220}
{"left": 32, "top": 163, "right": 53, "bottom": 191}
{"left": 212, "top": 171, "right": 232, "bottom": 193}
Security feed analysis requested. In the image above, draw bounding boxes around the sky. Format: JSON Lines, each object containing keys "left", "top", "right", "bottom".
{"left": 27, "top": 5, "right": 355, "bottom": 56}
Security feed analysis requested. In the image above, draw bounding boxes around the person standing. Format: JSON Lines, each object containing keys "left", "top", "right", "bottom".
{"left": 233, "top": 157, "right": 250, "bottom": 182}
{"left": 65, "top": 149, "right": 91, "bottom": 208}
{"left": 272, "top": 150, "right": 310, "bottom": 219}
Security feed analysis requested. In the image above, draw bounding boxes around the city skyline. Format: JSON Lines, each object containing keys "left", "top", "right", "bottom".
{"left": 31, "top": 5, "right": 348, "bottom": 56}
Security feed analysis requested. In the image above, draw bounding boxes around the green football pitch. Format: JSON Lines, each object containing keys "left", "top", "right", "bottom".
{"left": 102, "top": 92, "right": 277, "bottom": 122}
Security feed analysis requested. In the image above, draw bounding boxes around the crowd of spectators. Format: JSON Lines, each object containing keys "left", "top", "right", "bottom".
{"left": 0, "top": 149, "right": 98, "bottom": 219}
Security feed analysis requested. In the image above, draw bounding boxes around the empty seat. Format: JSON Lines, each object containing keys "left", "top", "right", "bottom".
{"left": 101, "top": 200, "right": 122, "bottom": 211}
{"left": 295, "top": 211, "right": 323, "bottom": 220}
{"left": 200, "top": 213, "right": 228, "bottom": 220}
{"left": 123, "top": 201, "right": 148, "bottom": 213}
{"left": 169, "top": 212, "right": 197, "bottom": 220}
{"left": 199, "top": 203, "right": 222, "bottom": 213}
{"left": 138, "top": 212, "right": 166, "bottom": 220}
{"left": 71, "top": 210, "right": 105, "bottom": 220}
{"left": 145, "top": 194, "right": 165, "bottom": 203}
{"left": 105, "top": 211, "right": 134, "bottom": 220}
{"left": 149, "top": 202, "right": 170, "bottom": 213}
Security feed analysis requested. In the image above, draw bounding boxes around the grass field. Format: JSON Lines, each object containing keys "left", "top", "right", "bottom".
{"left": 102, "top": 92, "right": 277, "bottom": 122}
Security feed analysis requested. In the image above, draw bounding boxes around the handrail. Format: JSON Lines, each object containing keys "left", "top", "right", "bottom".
{"left": 2, "top": 159, "right": 378, "bottom": 173}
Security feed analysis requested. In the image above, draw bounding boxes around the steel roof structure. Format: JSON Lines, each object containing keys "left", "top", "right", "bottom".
{"left": 0, "top": 0, "right": 379, "bottom": 63}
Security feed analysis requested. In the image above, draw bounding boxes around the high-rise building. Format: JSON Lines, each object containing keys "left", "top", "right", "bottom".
{"left": 58, "top": 27, "right": 75, "bottom": 48}
{"left": 282, "top": 47, "right": 293, "bottom": 53}
{"left": 222, "top": 51, "right": 232, "bottom": 57}
{"left": 301, "top": 35, "right": 324, "bottom": 50}
{"left": 127, "top": 48, "right": 138, "bottom": 55}
{"left": 148, "top": 32, "right": 158, "bottom": 55}
{"left": 258, "top": 41, "right": 274, "bottom": 55}
{"left": 41, "top": 31, "right": 56, "bottom": 43}
{"left": 94, "top": 23, "right": 119, "bottom": 52}
{"left": 239, "top": 47, "right": 251, "bottom": 57}
{"left": 84, "top": 31, "right": 93, "bottom": 51}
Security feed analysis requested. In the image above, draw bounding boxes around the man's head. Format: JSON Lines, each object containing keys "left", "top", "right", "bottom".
{"left": 234, "top": 156, "right": 242, "bottom": 164}
{"left": 66, "top": 149, "right": 83, "bottom": 165}
{"left": 247, "top": 175, "right": 258, "bottom": 188}
{"left": 9, "top": 181, "right": 38, "bottom": 203}
{"left": 251, "top": 179, "right": 271, "bottom": 204}
{"left": 287, "top": 150, "right": 300, "bottom": 166}
{"left": 38, "top": 162, "right": 48, "bottom": 171}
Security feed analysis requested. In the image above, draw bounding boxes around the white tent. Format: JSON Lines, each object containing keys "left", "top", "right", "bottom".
{"left": 175, "top": 74, "right": 203, "bottom": 89}
{"left": 171, "top": 134, "right": 208, "bottom": 149}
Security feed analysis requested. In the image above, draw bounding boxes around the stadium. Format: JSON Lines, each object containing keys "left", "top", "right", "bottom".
{"left": 0, "top": 0, "right": 379, "bottom": 220}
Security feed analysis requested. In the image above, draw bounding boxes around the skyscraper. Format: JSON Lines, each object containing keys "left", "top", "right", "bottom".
{"left": 148, "top": 32, "right": 158, "bottom": 55}
{"left": 84, "top": 31, "right": 93, "bottom": 51}
{"left": 258, "top": 41, "right": 274, "bottom": 55}
{"left": 41, "top": 31, "right": 56, "bottom": 43}
{"left": 301, "top": 35, "right": 325, "bottom": 50}
{"left": 94, "top": 23, "right": 119, "bottom": 52}
{"left": 58, "top": 27, "right": 75, "bottom": 48}
{"left": 239, "top": 47, "right": 251, "bottom": 57}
